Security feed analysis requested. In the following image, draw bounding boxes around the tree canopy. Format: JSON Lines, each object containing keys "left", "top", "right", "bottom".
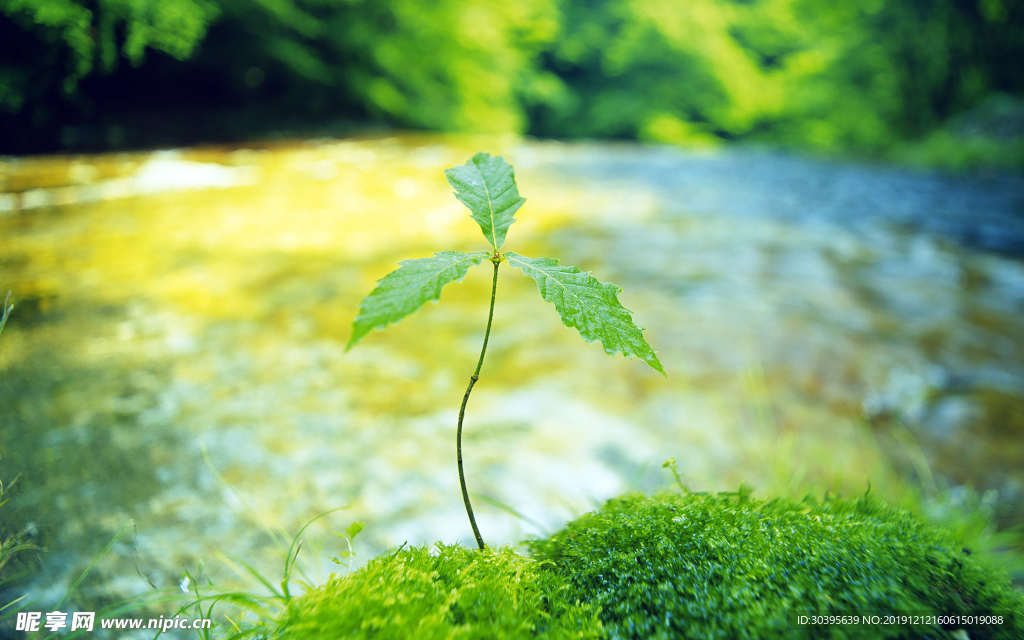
{"left": 1, "top": 0, "right": 1021, "bottom": 158}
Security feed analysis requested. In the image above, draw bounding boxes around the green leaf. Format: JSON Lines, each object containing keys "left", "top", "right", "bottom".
{"left": 347, "top": 251, "right": 489, "bottom": 350}
{"left": 505, "top": 252, "right": 664, "bottom": 375}
{"left": 444, "top": 153, "right": 525, "bottom": 251}
{"left": 344, "top": 521, "right": 365, "bottom": 540}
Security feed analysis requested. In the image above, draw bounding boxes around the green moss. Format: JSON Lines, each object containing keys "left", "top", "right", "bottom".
{"left": 276, "top": 544, "right": 602, "bottom": 640}
{"left": 529, "top": 492, "right": 1024, "bottom": 640}
{"left": 277, "top": 493, "right": 1022, "bottom": 640}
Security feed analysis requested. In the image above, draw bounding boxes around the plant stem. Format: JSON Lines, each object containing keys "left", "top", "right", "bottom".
{"left": 0, "top": 291, "right": 12, "bottom": 338}
{"left": 457, "top": 256, "right": 499, "bottom": 550}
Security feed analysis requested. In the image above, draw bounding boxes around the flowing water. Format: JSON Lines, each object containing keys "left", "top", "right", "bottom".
{"left": 2, "top": 134, "right": 1023, "bottom": 614}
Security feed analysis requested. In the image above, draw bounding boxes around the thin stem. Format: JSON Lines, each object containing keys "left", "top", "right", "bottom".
{"left": 457, "top": 256, "right": 499, "bottom": 550}
{"left": 0, "top": 291, "right": 12, "bottom": 338}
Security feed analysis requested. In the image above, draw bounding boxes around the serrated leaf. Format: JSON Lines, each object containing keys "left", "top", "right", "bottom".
{"left": 444, "top": 153, "right": 525, "bottom": 251}
{"left": 505, "top": 252, "right": 664, "bottom": 374}
{"left": 346, "top": 251, "right": 489, "bottom": 350}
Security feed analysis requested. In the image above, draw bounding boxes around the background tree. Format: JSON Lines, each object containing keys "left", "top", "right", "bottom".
{"left": 0, "top": 0, "right": 217, "bottom": 116}
{"left": 1, "top": 0, "right": 1021, "bottom": 160}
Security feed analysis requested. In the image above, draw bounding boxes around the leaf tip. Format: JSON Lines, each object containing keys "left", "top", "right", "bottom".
{"left": 651, "top": 358, "right": 667, "bottom": 376}
{"left": 445, "top": 152, "right": 523, "bottom": 251}
{"left": 344, "top": 330, "right": 362, "bottom": 352}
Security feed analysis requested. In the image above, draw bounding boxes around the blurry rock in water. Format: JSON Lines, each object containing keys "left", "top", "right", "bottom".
{"left": 1, "top": 150, "right": 260, "bottom": 212}
{"left": 130, "top": 153, "right": 258, "bottom": 194}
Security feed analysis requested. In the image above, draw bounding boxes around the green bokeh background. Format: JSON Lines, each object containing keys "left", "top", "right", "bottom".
{"left": 2, "top": 0, "right": 1022, "bottom": 165}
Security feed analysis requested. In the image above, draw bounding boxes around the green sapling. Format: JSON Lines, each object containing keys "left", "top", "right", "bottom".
{"left": 346, "top": 153, "right": 664, "bottom": 549}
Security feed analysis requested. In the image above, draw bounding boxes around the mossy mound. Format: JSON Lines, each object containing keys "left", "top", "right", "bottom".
{"left": 277, "top": 492, "right": 1023, "bottom": 640}
{"left": 529, "top": 492, "right": 1023, "bottom": 639}
{"left": 276, "top": 543, "right": 602, "bottom": 639}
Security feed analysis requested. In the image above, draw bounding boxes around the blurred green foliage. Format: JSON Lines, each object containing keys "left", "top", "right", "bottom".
{"left": 182, "top": 0, "right": 560, "bottom": 131}
{"left": 0, "top": 0, "right": 217, "bottom": 114}
{"left": 1, "top": 0, "right": 1022, "bottom": 161}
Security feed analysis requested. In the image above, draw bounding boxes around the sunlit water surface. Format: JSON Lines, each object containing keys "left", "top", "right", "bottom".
{"left": 1, "top": 134, "right": 1023, "bottom": 615}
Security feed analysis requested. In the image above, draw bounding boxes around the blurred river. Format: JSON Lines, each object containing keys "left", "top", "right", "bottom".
{"left": 2, "top": 134, "right": 1023, "bottom": 610}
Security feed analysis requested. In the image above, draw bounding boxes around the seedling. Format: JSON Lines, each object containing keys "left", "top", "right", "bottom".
{"left": 346, "top": 153, "right": 664, "bottom": 549}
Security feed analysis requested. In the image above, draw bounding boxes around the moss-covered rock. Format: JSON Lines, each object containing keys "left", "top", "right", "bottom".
{"left": 276, "top": 543, "right": 602, "bottom": 639}
{"left": 277, "top": 492, "right": 1023, "bottom": 640}
{"left": 530, "top": 492, "right": 1023, "bottom": 639}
